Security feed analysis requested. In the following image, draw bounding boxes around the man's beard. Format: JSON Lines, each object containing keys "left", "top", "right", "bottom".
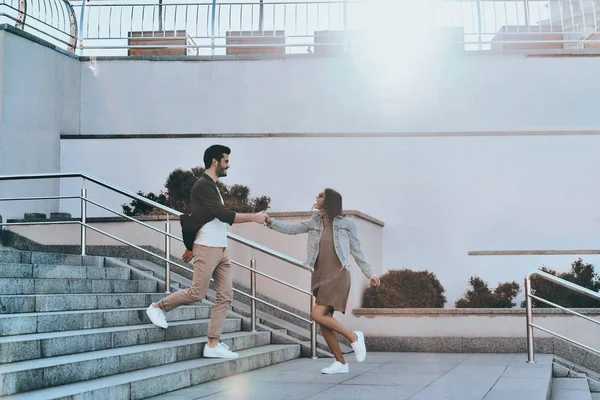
{"left": 216, "top": 166, "right": 227, "bottom": 177}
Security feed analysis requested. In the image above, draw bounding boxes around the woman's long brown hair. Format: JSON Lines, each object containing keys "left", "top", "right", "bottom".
{"left": 321, "top": 188, "right": 343, "bottom": 221}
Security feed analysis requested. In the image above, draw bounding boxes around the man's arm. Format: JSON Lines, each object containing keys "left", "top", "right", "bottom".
{"left": 193, "top": 183, "right": 266, "bottom": 225}
{"left": 192, "top": 183, "right": 236, "bottom": 225}
{"left": 235, "top": 212, "right": 266, "bottom": 224}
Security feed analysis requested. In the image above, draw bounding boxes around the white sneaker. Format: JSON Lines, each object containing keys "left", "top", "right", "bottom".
{"left": 203, "top": 342, "right": 239, "bottom": 359}
{"left": 321, "top": 361, "right": 349, "bottom": 374}
{"left": 145, "top": 303, "right": 168, "bottom": 329}
{"left": 351, "top": 331, "right": 366, "bottom": 362}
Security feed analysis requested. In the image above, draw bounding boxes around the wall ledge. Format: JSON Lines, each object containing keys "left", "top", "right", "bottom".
{"left": 7, "top": 209, "right": 384, "bottom": 226}
{"left": 353, "top": 308, "right": 600, "bottom": 316}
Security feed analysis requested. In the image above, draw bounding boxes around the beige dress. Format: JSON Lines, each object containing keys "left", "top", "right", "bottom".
{"left": 311, "top": 220, "right": 351, "bottom": 313}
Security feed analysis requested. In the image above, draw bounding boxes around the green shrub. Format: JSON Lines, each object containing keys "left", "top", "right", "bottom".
{"left": 455, "top": 277, "right": 520, "bottom": 308}
{"left": 362, "top": 269, "right": 447, "bottom": 308}
{"left": 522, "top": 258, "right": 600, "bottom": 308}
{"left": 121, "top": 191, "right": 167, "bottom": 216}
{"left": 122, "top": 167, "right": 271, "bottom": 216}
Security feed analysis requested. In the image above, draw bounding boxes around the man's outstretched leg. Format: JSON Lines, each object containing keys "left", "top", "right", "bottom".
{"left": 146, "top": 244, "right": 218, "bottom": 328}
{"left": 203, "top": 248, "right": 237, "bottom": 359}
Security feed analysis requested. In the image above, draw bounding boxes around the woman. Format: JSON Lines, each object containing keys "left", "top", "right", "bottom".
{"left": 265, "top": 188, "right": 381, "bottom": 374}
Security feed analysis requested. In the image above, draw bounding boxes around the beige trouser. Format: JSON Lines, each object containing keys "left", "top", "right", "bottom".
{"left": 159, "top": 244, "right": 232, "bottom": 339}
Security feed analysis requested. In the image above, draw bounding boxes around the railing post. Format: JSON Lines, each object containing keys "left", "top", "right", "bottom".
{"left": 525, "top": 276, "right": 536, "bottom": 363}
{"left": 158, "top": 0, "right": 164, "bottom": 32}
{"left": 164, "top": 216, "right": 171, "bottom": 293}
{"left": 78, "top": 0, "right": 88, "bottom": 54}
{"left": 80, "top": 188, "right": 87, "bottom": 256}
{"left": 310, "top": 294, "right": 317, "bottom": 359}
{"left": 59, "top": 0, "right": 78, "bottom": 52}
{"left": 210, "top": 0, "right": 217, "bottom": 56}
{"left": 258, "top": 0, "right": 264, "bottom": 32}
{"left": 476, "top": 0, "right": 482, "bottom": 51}
{"left": 342, "top": 0, "right": 348, "bottom": 52}
{"left": 16, "top": 0, "right": 27, "bottom": 29}
{"left": 250, "top": 250, "right": 257, "bottom": 332}
{"left": 343, "top": 0, "right": 348, "bottom": 32}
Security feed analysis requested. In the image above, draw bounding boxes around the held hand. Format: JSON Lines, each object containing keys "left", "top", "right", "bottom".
{"left": 263, "top": 213, "right": 273, "bottom": 226}
{"left": 182, "top": 249, "right": 193, "bottom": 263}
{"left": 370, "top": 276, "right": 381, "bottom": 287}
{"left": 254, "top": 211, "right": 268, "bottom": 224}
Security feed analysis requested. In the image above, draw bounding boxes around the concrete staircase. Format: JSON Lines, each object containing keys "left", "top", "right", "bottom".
{"left": 552, "top": 378, "right": 593, "bottom": 400}
{"left": 126, "top": 258, "right": 353, "bottom": 358}
{"left": 0, "top": 249, "right": 301, "bottom": 399}
{"left": 552, "top": 357, "right": 600, "bottom": 400}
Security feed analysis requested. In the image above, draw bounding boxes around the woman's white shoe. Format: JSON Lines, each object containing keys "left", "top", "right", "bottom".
{"left": 321, "top": 361, "right": 349, "bottom": 374}
{"left": 351, "top": 331, "right": 366, "bottom": 362}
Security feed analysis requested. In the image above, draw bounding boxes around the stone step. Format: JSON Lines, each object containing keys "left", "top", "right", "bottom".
{"left": 551, "top": 378, "right": 592, "bottom": 400}
{"left": 0, "top": 331, "right": 271, "bottom": 396}
{"left": 0, "top": 305, "right": 212, "bottom": 336}
{"left": 0, "top": 250, "right": 104, "bottom": 267}
{"left": 1, "top": 344, "right": 300, "bottom": 400}
{"left": 0, "top": 292, "right": 174, "bottom": 313}
{"left": 0, "top": 251, "right": 22, "bottom": 264}
{"left": 0, "top": 263, "right": 131, "bottom": 280}
{"left": 553, "top": 356, "right": 600, "bottom": 391}
{"left": 105, "top": 258, "right": 181, "bottom": 292}
{"left": 0, "top": 278, "right": 159, "bottom": 295}
{"left": 0, "top": 318, "right": 242, "bottom": 363}
{"left": 128, "top": 259, "right": 184, "bottom": 283}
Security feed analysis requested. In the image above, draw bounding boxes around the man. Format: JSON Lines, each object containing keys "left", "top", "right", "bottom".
{"left": 146, "top": 144, "right": 267, "bottom": 359}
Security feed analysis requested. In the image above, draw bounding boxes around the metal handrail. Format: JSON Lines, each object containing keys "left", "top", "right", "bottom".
{"left": 525, "top": 270, "right": 600, "bottom": 363}
{"left": 0, "top": 172, "right": 182, "bottom": 214}
{"left": 228, "top": 232, "right": 309, "bottom": 271}
{"left": 231, "top": 260, "right": 312, "bottom": 295}
{"left": 0, "top": 172, "right": 307, "bottom": 266}
{"left": 0, "top": 171, "right": 318, "bottom": 358}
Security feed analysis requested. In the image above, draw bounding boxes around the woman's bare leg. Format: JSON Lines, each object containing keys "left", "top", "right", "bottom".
{"left": 320, "top": 306, "right": 346, "bottom": 363}
{"left": 311, "top": 304, "right": 358, "bottom": 344}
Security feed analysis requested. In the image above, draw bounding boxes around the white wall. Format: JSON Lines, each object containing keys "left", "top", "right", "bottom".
{"left": 60, "top": 134, "right": 600, "bottom": 307}
{"left": 4, "top": 28, "right": 600, "bottom": 307}
{"left": 69, "top": 53, "right": 600, "bottom": 306}
{"left": 79, "top": 55, "right": 600, "bottom": 135}
{"left": 0, "top": 31, "right": 80, "bottom": 219}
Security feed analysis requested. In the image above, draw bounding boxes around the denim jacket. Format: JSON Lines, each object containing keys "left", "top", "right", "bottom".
{"left": 268, "top": 214, "right": 374, "bottom": 279}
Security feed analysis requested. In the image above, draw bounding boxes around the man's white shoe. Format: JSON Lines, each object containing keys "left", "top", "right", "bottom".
{"left": 145, "top": 303, "right": 168, "bottom": 329}
{"left": 203, "top": 342, "right": 239, "bottom": 359}
{"left": 351, "top": 331, "right": 367, "bottom": 362}
{"left": 321, "top": 361, "right": 349, "bottom": 374}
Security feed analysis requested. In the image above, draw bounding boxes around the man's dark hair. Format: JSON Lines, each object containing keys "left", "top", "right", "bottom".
{"left": 203, "top": 145, "right": 231, "bottom": 169}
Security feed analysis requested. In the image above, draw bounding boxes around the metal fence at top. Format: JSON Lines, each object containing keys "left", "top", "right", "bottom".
{"left": 4, "top": 0, "right": 600, "bottom": 56}
{"left": 68, "top": 0, "right": 369, "bottom": 56}
{"left": 434, "top": 0, "right": 600, "bottom": 50}
{"left": 0, "top": 0, "right": 77, "bottom": 50}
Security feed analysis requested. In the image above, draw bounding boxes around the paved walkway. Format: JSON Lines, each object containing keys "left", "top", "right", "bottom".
{"left": 148, "top": 353, "right": 554, "bottom": 400}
